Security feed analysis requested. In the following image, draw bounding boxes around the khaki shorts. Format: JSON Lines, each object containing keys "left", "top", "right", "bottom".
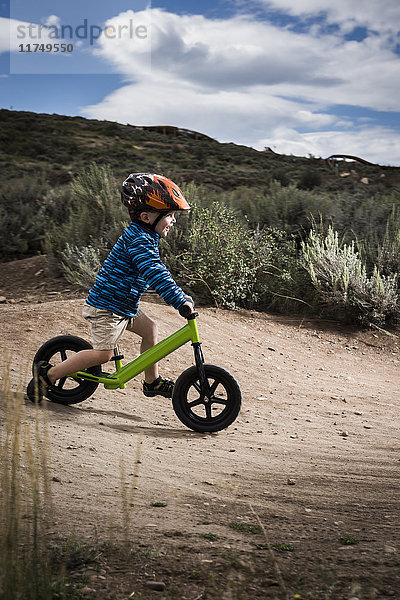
{"left": 82, "top": 304, "right": 143, "bottom": 350}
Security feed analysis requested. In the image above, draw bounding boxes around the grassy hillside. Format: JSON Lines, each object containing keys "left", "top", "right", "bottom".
{"left": 1, "top": 109, "right": 400, "bottom": 325}
{"left": 1, "top": 108, "right": 399, "bottom": 191}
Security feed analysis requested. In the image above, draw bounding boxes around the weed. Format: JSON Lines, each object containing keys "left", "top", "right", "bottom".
{"left": 163, "top": 530, "right": 190, "bottom": 539}
{"left": 229, "top": 521, "right": 262, "bottom": 534}
{"left": 339, "top": 536, "right": 359, "bottom": 546}
{"left": 199, "top": 533, "right": 219, "bottom": 542}
{"left": 58, "top": 539, "right": 103, "bottom": 569}
{"left": 0, "top": 366, "right": 82, "bottom": 599}
{"left": 270, "top": 543, "right": 296, "bottom": 552}
{"left": 151, "top": 501, "right": 167, "bottom": 507}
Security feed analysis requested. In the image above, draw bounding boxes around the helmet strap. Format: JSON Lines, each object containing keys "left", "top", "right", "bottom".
{"left": 150, "top": 212, "right": 165, "bottom": 231}
{"left": 132, "top": 210, "right": 166, "bottom": 233}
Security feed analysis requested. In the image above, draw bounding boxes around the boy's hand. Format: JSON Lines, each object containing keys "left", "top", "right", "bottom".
{"left": 184, "top": 295, "right": 195, "bottom": 309}
{"left": 179, "top": 299, "right": 195, "bottom": 318}
{"left": 182, "top": 300, "right": 194, "bottom": 314}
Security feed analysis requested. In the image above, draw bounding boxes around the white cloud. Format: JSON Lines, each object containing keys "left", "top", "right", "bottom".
{"left": 91, "top": 10, "right": 151, "bottom": 77}
{"left": 80, "top": 7, "right": 400, "bottom": 165}
{"left": 258, "top": 126, "right": 400, "bottom": 165}
{"left": 95, "top": 10, "right": 341, "bottom": 89}
{"left": 256, "top": 0, "right": 400, "bottom": 36}
{"left": 43, "top": 15, "right": 61, "bottom": 28}
{"left": 83, "top": 79, "right": 335, "bottom": 145}
{"left": 91, "top": 9, "right": 400, "bottom": 109}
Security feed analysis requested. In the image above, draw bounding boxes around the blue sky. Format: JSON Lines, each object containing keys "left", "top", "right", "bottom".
{"left": 1, "top": 0, "right": 400, "bottom": 165}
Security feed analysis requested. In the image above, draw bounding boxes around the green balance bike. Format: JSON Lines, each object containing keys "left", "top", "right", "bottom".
{"left": 27, "top": 305, "right": 241, "bottom": 433}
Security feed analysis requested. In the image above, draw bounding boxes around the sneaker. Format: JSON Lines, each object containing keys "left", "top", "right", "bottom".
{"left": 26, "top": 361, "right": 53, "bottom": 403}
{"left": 143, "top": 376, "right": 174, "bottom": 398}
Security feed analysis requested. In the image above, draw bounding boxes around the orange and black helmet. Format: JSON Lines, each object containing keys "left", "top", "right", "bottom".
{"left": 121, "top": 173, "right": 190, "bottom": 221}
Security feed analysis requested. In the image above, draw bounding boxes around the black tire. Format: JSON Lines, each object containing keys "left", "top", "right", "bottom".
{"left": 31, "top": 335, "right": 101, "bottom": 405}
{"left": 172, "top": 364, "right": 241, "bottom": 432}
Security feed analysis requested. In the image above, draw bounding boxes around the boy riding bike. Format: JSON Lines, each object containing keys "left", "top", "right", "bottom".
{"left": 32, "top": 173, "right": 194, "bottom": 402}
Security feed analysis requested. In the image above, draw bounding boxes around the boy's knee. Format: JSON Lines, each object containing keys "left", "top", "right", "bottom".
{"left": 149, "top": 319, "right": 158, "bottom": 340}
{"left": 142, "top": 318, "right": 157, "bottom": 343}
{"left": 151, "top": 319, "right": 158, "bottom": 335}
{"left": 98, "top": 349, "right": 114, "bottom": 362}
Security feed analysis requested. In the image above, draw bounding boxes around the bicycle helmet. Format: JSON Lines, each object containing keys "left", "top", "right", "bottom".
{"left": 121, "top": 173, "right": 190, "bottom": 229}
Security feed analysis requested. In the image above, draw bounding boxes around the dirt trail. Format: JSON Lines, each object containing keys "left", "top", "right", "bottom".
{"left": 1, "top": 257, "right": 399, "bottom": 599}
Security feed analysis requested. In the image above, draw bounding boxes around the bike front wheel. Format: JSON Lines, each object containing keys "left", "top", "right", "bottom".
{"left": 29, "top": 335, "right": 101, "bottom": 405}
{"left": 172, "top": 364, "right": 241, "bottom": 433}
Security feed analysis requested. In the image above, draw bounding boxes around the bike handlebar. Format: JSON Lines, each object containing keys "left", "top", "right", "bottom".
{"left": 179, "top": 304, "right": 195, "bottom": 319}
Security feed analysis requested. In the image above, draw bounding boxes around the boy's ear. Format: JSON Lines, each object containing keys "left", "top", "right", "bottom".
{"left": 139, "top": 211, "right": 151, "bottom": 223}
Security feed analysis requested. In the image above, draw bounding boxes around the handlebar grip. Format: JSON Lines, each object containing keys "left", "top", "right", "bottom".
{"left": 179, "top": 304, "right": 194, "bottom": 318}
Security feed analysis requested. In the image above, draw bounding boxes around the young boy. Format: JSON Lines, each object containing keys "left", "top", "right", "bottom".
{"left": 31, "top": 173, "right": 193, "bottom": 401}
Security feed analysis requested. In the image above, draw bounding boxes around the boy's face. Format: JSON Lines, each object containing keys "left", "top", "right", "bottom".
{"left": 141, "top": 211, "right": 176, "bottom": 238}
{"left": 155, "top": 212, "right": 176, "bottom": 238}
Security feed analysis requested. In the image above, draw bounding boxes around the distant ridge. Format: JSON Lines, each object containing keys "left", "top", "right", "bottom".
{"left": 139, "top": 125, "right": 216, "bottom": 142}
{"left": 326, "top": 154, "right": 388, "bottom": 168}
{"left": 0, "top": 109, "right": 398, "bottom": 190}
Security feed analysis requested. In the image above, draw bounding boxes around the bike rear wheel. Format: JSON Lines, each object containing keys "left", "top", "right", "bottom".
{"left": 29, "top": 335, "right": 101, "bottom": 405}
{"left": 172, "top": 364, "right": 241, "bottom": 432}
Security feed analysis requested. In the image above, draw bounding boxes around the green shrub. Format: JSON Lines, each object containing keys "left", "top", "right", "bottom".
{"left": 252, "top": 228, "right": 312, "bottom": 313}
{"left": 45, "top": 163, "right": 127, "bottom": 278}
{"left": 65, "top": 161, "right": 126, "bottom": 245}
{"left": 178, "top": 202, "right": 267, "bottom": 309}
{"left": 161, "top": 186, "right": 311, "bottom": 314}
{"left": 376, "top": 205, "right": 400, "bottom": 277}
{"left": 0, "top": 176, "right": 49, "bottom": 259}
{"left": 302, "top": 226, "right": 399, "bottom": 324}
{"left": 271, "top": 169, "right": 290, "bottom": 187}
{"left": 59, "top": 243, "right": 103, "bottom": 289}
{"left": 297, "top": 168, "right": 322, "bottom": 190}
{"left": 167, "top": 201, "right": 301, "bottom": 312}
{"left": 223, "top": 181, "right": 333, "bottom": 233}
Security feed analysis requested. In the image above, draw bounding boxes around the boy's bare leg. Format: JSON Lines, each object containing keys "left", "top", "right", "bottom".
{"left": 130, "top": 312, "right": 159, "bottom": 383}
{"left": 47, "top": 349, "right": 114, "bottom": 384}
{"left": 46, "top": 312, "right": 160, "bottom": 386}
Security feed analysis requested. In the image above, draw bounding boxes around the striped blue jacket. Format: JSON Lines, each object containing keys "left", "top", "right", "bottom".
{"left": 86, "top": 221, "right": 187, "bottom": 317}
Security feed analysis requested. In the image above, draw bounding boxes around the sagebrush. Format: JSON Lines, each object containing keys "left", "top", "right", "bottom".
{"left": 41, "top": 166, "right": 400, "bottom": 324}
{"left": 302, "top": 226, "right": 399, "bottom": 324}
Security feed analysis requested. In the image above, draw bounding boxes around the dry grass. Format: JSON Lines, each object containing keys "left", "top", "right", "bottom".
{"left": 0, "top": 363, "right": 59, "bottom": 599}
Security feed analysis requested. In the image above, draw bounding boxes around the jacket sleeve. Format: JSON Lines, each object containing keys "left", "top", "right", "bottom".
{"left": 128, "top": 237, "right": 187, "bottom": 309}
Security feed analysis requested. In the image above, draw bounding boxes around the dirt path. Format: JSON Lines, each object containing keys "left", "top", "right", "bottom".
{"left": 1, "top": 258, "right": 399, "bottom": 599}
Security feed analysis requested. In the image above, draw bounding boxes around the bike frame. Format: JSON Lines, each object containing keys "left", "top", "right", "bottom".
{"left": 69, "top": 315, "right": 201, "bottom": 390}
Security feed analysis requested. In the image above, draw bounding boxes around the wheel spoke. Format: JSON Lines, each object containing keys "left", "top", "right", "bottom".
{"left": 205, "top": 402, "right": 212, "bottom": 420}
{"left": 210, "top": 395, "right": 228, "bottom": 406}
{"left": 188, "top": 396, "right": 204, "bottom": 408}
{"left": 209, "top": 379, "right": 219, "bottom": 395}
{"left": 56, "top": 376, "right": 67, "bottom": 389}
{"left": 60, "top": 349, "right": 68, "bottom": 361}
{"left": 192, "top": 381, "right": 201, "bottom": 394}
